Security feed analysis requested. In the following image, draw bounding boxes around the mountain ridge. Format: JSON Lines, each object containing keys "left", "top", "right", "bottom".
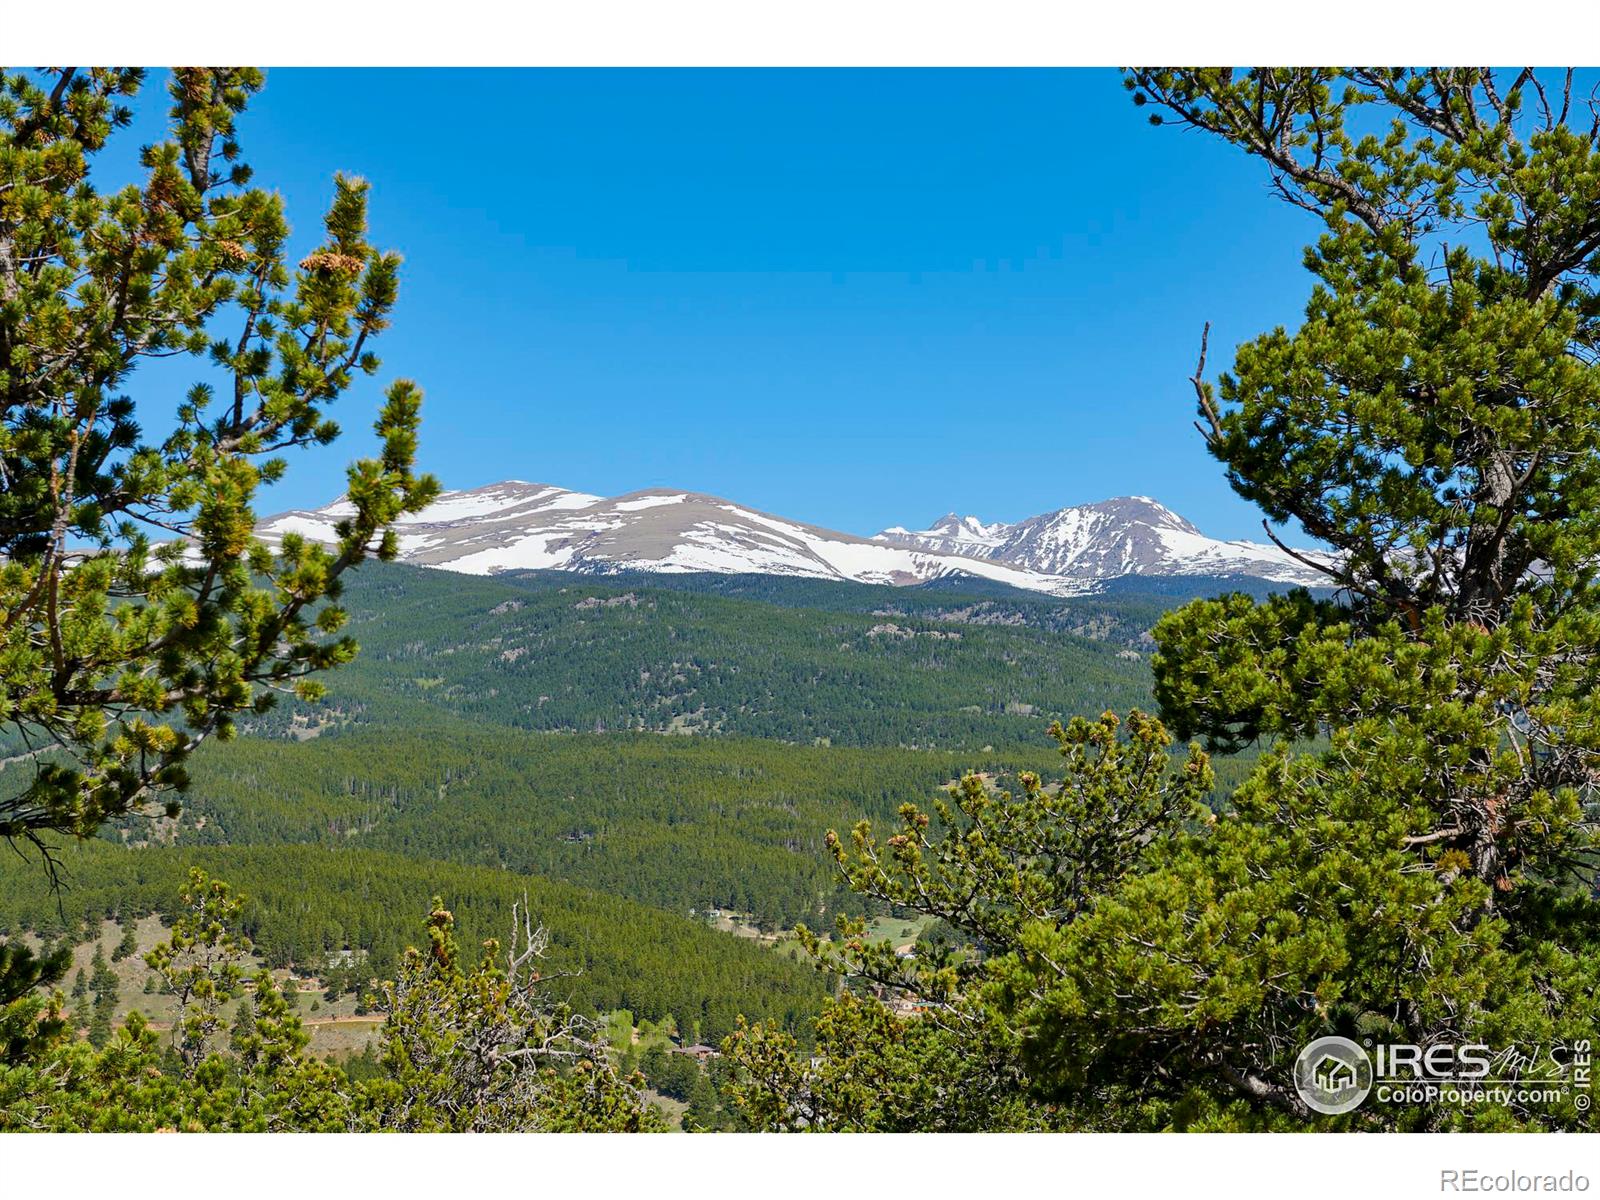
{"left": 257, "top": 481, "right": 1332, "bottom": 594}
{"left": 873, "top": 494, "right": 1332, "bottom": 584}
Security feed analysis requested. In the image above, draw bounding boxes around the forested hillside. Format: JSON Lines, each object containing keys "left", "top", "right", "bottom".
{"left": 0, "top": 843, "right": 825, "bottom": 1044}
{"left": 241, "top": 563, "right": 1156, "bottom": 749}
{"left": 161, "top": 727, "right": 1065, "bottom": 928}
{"left": 93, "top": 562, "right": 1272, "bottom": 933}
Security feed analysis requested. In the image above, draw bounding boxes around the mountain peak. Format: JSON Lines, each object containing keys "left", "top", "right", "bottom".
{"left": 1070, "top": 495, "right": 1201, "bottom": 535}
{"left": 878, "top": 512, "right": 1011, "bottom": 553}
{"left": 875, "top": 494, "right": 1325, "bottom": 584}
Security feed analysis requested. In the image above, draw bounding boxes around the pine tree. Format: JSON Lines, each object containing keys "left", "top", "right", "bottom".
{"left": 89, "top": 944, "right": 115, "bottom": 994}
{"left": 229, "top": 997, "right": 257, "bottom": 1056}
{"left": 727, "top": 711, "right": 1205, "bottom": 1131}
{"left": 86, "top": 941, "right": 120, "bottom": 1049}
{"left": 87, "top": 1004, "right": 113, "bottom": 1049}
{"left": 367, "top": 898, "right": 662, "bottom": 1132}
{"left": 143, "top": 869, "right": 253, "bottom": 1072}
{"left": 0, "top": 940, "right": 68, "bottom": 1065}
{"left": 1103, "top": 66, "right": 1600, "bottom": 1130}
{"left": 0, "top": 67, "right": 438, "bottom": 865}
{"left": 112, "top": 919, "right": 140, "bottom": 963}
{"left": 732, "top": 70, "right": 1600, "bottom": 1133}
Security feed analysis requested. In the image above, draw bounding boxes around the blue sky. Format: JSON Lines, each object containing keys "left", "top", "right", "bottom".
{"left": 127, "top": 69, "right": 1322, "bottom": 541}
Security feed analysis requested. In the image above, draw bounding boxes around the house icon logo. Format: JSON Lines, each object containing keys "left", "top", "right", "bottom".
{"left": 1293, "top": 1036, "right": 1373, "bottom": 1115}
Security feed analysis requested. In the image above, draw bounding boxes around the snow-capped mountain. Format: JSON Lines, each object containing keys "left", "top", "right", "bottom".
{"left": 873, "top": 496, "right": 1333, "bottom": 586}
{"left": 256, "top": 482, "right": 1333, "bottom": 595}
{"left": 875, "top": 513, "right": 1011, "bottom": 558}
{"left": 257, "top": 482, "right": 1091, "bottom": 595}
